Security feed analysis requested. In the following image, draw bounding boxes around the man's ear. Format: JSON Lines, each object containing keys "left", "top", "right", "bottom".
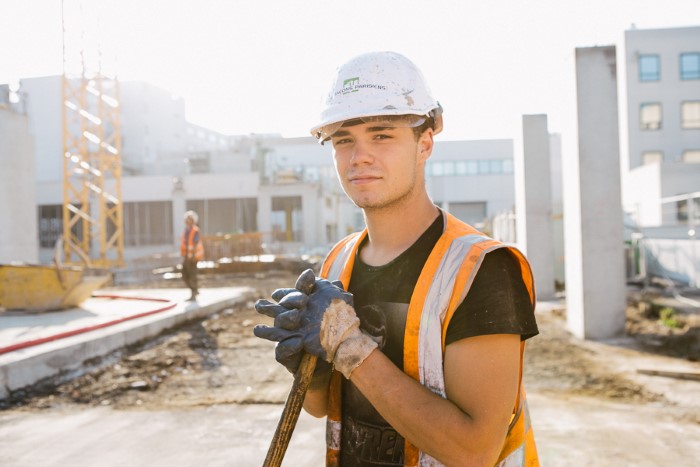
{"left": 418, "top": 128, "right": 434, "bottom": 163}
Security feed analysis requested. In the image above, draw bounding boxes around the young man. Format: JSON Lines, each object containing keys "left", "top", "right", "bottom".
{"left": 181, "top": 210, "right": 204, "bottom": 301}
{"left": 255, "top": 51, "right": 539, "bottom": 466}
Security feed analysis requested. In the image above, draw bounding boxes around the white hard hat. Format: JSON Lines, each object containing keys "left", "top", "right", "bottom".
{"left": 184, "top": 210, "right": 198, "bottom": 223}
{"left": 311, "top": 51, "right": 443, "bottom": 143}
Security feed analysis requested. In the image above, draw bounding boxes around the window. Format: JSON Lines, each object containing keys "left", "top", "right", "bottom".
{"left": 642, "top": 151, "right": 664, "bottom": 165}
{"left": 681, "top": 101, "right": 700, "bottom": 129}
{"left": 640, "top": 103, "right": 662, "bottom": 130}
{"left": 441, "top": 161, "right": 455, "bottom": 176}
{"left": 187, "top": 151, "right": 210, "bottom": 173}
{"left": 427, "top": 159, "right": 512, "bottom": 176}
{"left": 37, "top": 205, "right": 63, "bottom": 248}
{"left": 270, "top": 196, "right": 302, "bottom": 242}
{"left": 449, "top": 202, "right": 487, "bottom": 226}
{"left": 186, "top": 198, "right": 257, "bottom": 235}
{"left": 639, "top": 54, "right": 660, "bottom": 81}
{"left": 37, "top": 204, "right": 86, "bottom": 248}
{"left": 677, "top": 197, "right": 700, "bottom": 223}
{"left": 683, "top": 150, "right": 700, "bottom": 163}
{"left": 455, "top": 161, "right": 468, "bottom": 175}
{"left": 123, "top": 201, "right": 173, "bottom": 246}
{"left": 478, "top": 160, "right": 491, "bottom": 174}
{"left": 680, "top": 52, "right": 700, "bottom": 80}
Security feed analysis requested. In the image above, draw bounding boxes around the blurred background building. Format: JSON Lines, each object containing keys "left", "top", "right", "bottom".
{"left": 0, "top": 24, "right": 698, "bottom": 290}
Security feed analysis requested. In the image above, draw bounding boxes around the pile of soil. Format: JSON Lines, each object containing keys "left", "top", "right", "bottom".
{"left": 2, "top": 271, "right": 699, "bottom": 419}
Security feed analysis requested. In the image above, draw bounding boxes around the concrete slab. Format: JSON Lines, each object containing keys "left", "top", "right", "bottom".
{"left": 0, "top": 287, "right": 255, "bottom": 399}
{"left": 1, "top": 392, "right": 699, "bottom": 466}
{"left": 0, "top": 403, "right": 326, "bottom": 467}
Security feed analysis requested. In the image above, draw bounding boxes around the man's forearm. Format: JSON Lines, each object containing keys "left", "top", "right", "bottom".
{"left": 349, "top": 349, "right": 508, "bottom": 467}
{"left": 302, "top": 372, "right": 331, "bottom": 418}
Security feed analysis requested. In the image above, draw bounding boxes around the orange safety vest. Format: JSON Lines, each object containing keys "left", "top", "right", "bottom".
{"left": 319, "top": 211, "right": 539, "bottom": 467}
{"left": 181, "top": 225, "right": 204, "bottom": 261}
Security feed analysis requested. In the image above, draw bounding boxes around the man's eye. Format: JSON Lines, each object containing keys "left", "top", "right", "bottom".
{"left": 333, "top": 138, "right": 352, "bottom": 145}
{"left": 374, "top": 134, "right": 391, "bottom": 140}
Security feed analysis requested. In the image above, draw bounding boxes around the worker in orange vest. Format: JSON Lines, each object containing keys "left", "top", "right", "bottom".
{"left": 181, "top": 210, "right": 204, "bottom": 301}
{"left": 254, "top": 52, "right": 540, "bottom": 466}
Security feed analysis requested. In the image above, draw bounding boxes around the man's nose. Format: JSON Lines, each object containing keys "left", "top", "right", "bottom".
{"left": 350, "top": 140, "right": 373, "bottom": 164}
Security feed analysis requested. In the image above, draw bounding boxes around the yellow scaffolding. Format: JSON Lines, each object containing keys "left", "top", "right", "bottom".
{"left": 61, "top": 0, "right": 123, "bottom": 267}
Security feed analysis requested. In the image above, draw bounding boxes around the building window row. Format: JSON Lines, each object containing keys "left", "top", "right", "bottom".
{"left": 642, "top": 149, "right": 700, "bottom": 165}
{"left": 123, "top": 201, "right": 174, "bottom": 246}
{"left": 640, "top": 101, "right": 700, "bottom": 130}
{"left": 426, "top": 159, "right": 514, "bottom": 177}
{"left": 638, "top": 52, "right": 700, "bottom": 81}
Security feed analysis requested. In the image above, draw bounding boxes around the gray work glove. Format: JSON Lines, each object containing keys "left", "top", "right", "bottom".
{"left": 254, "top": 272, "right": 377, "bottom": 379}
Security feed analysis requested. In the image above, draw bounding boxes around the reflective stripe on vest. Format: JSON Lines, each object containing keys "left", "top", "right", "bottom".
{"left": 320, "top": 211, "right": 539, "bottom": 467}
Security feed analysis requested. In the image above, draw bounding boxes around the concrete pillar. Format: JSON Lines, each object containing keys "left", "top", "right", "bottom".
{"left": 301, "top": 186, "right": 319, "bottom": 249}
{"left": 564, "top": 46, "right": 626, "bottom": 339}
{"left": 515, "top": 114, "right": 556, "bottom": 299}
{"left": 549, "top": 134, "right": 566, "bottom": 287}
{"left": 257, "top": 189, "right": 272, "bottom": 241}
{"left": 172, "top": 177, "right": 186, "bottom": 248}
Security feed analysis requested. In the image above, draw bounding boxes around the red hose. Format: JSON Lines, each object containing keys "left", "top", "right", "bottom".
{"left": 0, "top": 294, "right": 177, "bottom": 356}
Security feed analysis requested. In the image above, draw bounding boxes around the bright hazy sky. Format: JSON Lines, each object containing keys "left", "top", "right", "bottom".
{"left": 1, "top": 0, "right": 699, "bottom": 141}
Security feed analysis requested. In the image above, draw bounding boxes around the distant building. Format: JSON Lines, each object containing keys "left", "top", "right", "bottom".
{"left": 7, "top": 76, "right": 520, "bottom": 264}
{"left": 0, "top": 87, "right": 37, "bottom": 263}
{"left": 623, "top": 25, "right": 700, "bottom": 286}
{"left": 625, "top": 26, "right": 700, "bottom": 170}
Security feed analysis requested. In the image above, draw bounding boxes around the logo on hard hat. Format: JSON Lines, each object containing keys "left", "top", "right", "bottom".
{"left": 337, "top": 77, "right": 387, "bottom": 96}
{"left": 341, "top": 77, "right": 360, "bottom": 95}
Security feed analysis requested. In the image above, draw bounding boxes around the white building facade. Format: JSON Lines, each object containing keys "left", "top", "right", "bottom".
{"left": 623, "top": 26, "right": 700, "bottom": 286}
{"left": 0, "top": 88, "right": 38, "bottom": 263}
{"left": 625, "top": 26, "right": 700, "bottom": 170}
{"left": 5, "top": 76, "right": 520, "bottom": 264}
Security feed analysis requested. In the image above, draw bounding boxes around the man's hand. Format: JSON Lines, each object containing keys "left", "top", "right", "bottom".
{"left": 253, "top": 269, "right": 331, "bottom": 376}
{"left": 254, "top": 271, "right": 377, "bottom": 379}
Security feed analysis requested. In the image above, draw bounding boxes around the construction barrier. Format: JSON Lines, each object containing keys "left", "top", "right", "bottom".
{"left": 201, "top": 232, "right": 264, "bottom": 261}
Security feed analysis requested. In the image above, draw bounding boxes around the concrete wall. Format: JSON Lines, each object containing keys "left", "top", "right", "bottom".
{"left": 658, "top": 163, "right": 700, "bottom": 226}
{"left": 19, "top": 77, "right": 62, "bottom": 182}
{"left": 624, "top": 164, "right": 664, "bottom": 226}
{"left": 643, "top": 238, "right": 700, "bottom": 287}
{"left": 515, "top": 115, "right": 555, "bottom": 299}
{"left": 565, "top": 46, "right": 626, "bottom": 340}
{"left": 0, "top": 108, "right": 38, "bottom": 263}
{"left": 626, "top": 162, "right": 700, "bottom": 227}
{"left": 119, "top": 81, "right": 188, "bottom": 176}
{"left": 625, "top": 26, "right": 700, "bottom": 170}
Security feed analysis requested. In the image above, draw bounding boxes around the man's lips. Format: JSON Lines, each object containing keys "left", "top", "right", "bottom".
{"left": 348, "top": 174, "right": 381, "bottom": 184}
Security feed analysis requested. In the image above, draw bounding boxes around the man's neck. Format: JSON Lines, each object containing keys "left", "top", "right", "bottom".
{"left": 360, "top": 195, "right": 439, "bottom": 267}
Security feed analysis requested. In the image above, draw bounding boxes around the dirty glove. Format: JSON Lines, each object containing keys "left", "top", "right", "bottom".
{"left": 255, "top": 289, "right": 306, "bottom": 331}
{"left": 254, "top": 268, "right": 316, "bottom": 331}
{"left": 254, "top": 270, "right": 331, "bottom": 376}
{"left": 255, "top": 276, "right": 378, "bottom": 379}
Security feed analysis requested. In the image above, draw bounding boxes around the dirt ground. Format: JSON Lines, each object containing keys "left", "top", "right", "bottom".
{"left": 2, "top": 271, "right": 700, "bottom": 429}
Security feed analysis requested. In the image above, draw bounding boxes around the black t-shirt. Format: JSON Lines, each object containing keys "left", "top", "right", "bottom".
{"left": 339, "top": 212, "right": 539, "bottom": 467}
